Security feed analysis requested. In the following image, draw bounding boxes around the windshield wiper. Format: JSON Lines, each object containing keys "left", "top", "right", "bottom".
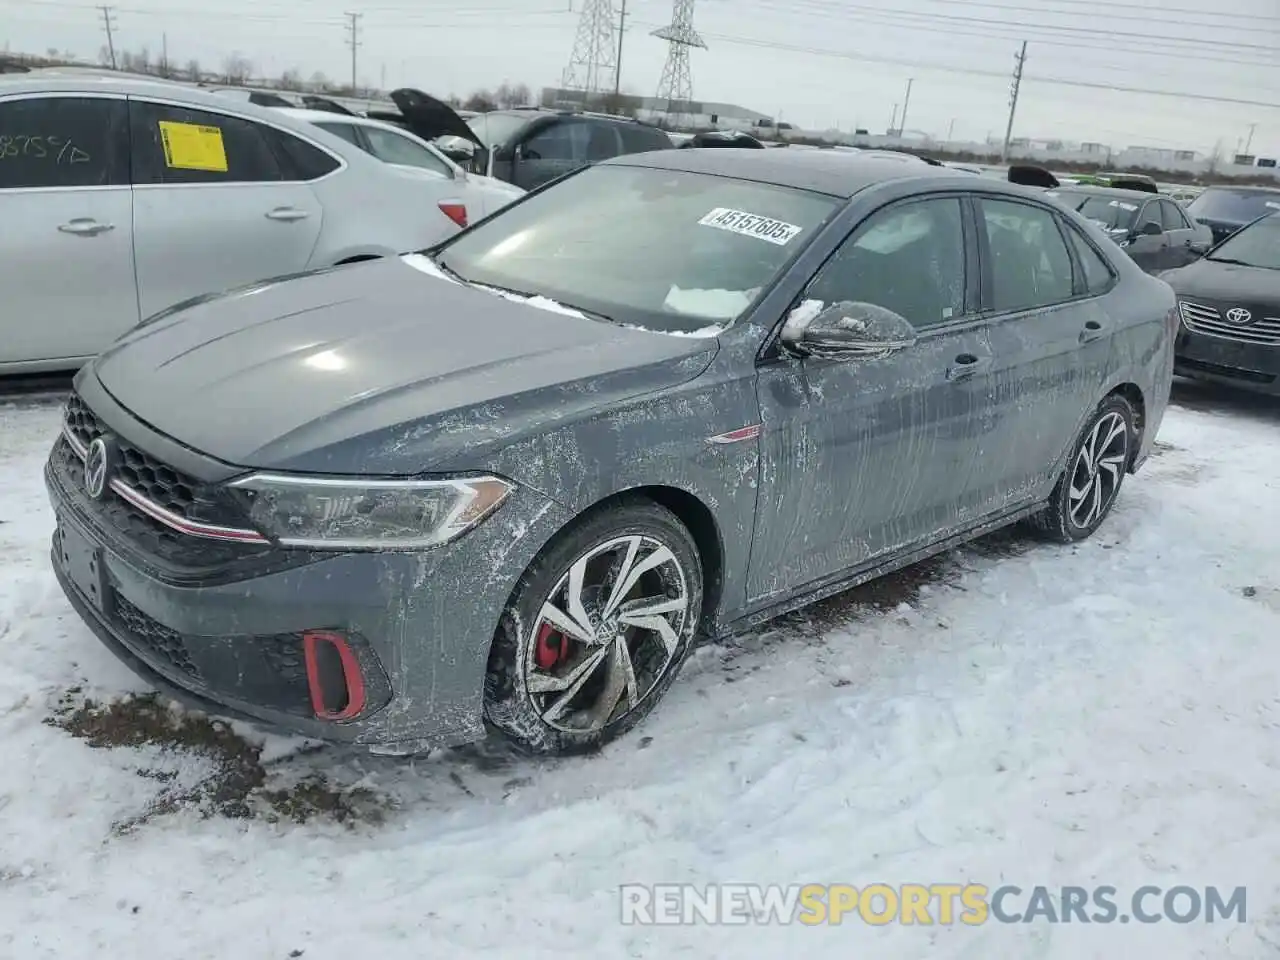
{"left": 426, "top": 254, "right": 469, "bottom": 284}
{"left": 1204, "top": 256, "right": 1261, "bottom": 267}
{"left": 470, "top": 281, "right": 622, "bottom": 325}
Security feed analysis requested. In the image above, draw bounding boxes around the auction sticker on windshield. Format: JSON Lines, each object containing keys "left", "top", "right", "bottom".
{"left": 158, "top": 121, "right": 229, "bottom": 172}
{"left": 699, "top": 208, "right": 803, "bottom": 245}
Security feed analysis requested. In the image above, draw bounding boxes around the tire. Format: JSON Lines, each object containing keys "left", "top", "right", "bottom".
{"left": 1029, "top": 394, "right": 1136, "bottom": 543}
{"left": 483, "top": 500, "right": 704, "bottom": 756}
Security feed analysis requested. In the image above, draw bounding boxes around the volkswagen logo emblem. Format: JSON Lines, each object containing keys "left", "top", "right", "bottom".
{"left": 83, "top": 437, "right": 112, "bottom": 500}
{"left": 1225, "top": 307, "right": 1253, "bottom": 325}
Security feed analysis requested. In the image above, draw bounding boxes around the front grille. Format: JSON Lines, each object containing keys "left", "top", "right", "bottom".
{"left": 1179, "top": 300, "right": 1280, "bottom": 345}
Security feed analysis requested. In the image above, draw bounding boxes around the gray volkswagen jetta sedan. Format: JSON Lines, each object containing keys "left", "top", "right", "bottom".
{"left": 47, "top": 149, "right": 1175, "bottom": 757}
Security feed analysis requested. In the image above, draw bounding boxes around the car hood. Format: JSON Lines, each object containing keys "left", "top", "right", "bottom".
{"left": 92, "top": 257, "right": 718, "bottom": 474}
{"left": 1161, "top": 257, "right": 1280, "bottom": 302}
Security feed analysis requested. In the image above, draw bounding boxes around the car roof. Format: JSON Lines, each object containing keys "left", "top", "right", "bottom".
{"left": 1050, "top": 185, "right": 1161, "bottom": 200}
{"left": 1198, "top": 184, "right": 1280, "bottom": 194}
{"left": 606, "top": 147, "right": 1005, "bottom": 198}
{"left": 274, "top": 106, "right": 403, "bottom": 133}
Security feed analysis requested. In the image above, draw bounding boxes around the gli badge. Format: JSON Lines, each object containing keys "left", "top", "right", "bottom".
{"left": 83, "top": 436, "right": 113, "bottom": 499}
{"left": 1225, "top": 307, "right": 1253, "bottom": 325}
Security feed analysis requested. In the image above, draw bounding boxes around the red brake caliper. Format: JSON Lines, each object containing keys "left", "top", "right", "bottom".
{"left": 534, "top": 622, "right": 570, "bottom": 670}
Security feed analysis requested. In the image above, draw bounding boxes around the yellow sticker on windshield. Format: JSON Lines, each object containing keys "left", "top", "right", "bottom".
{"left": 158, "top": 121, "right": 228, "bottom": 172}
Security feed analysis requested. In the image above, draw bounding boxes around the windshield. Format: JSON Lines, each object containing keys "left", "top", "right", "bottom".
{"left": 1052, "top": 192, "right": 1139, "bottom": 231}
{"left": 435, "top": 164, "right": 840, "bottom": 332}
{"left": 465, "top": 113, "right": 530, "bottom": 147}
{"left": 1187, "top": 188, "right": 1280, "bottom": 224}
{"left": 1206, "top": 213, "right": 1280, "bottom": 270}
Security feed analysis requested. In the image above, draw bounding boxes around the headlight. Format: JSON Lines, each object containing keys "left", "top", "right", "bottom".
{"left": 227, "top": 473, "right": 513, "bottom": 550}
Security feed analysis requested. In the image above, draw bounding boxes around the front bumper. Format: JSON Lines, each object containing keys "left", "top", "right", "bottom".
{"left": 45, "top": 415, "right": 570, "bottom": 752}
{"left": 1175, "top": 326, "right": 1280, "bottom": 396}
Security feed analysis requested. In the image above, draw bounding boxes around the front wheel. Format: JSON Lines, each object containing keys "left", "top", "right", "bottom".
{"left": 484, "top": 501, "right": 704, "bottom": 756}
{"left": 1030, "top": 394, "right": 1136, "bottom": 543}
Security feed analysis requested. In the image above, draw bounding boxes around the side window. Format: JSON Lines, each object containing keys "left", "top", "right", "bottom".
{"left": 314, "top": 121, "right": 363, "bottom": 148}
{"left": 129, "top": 100, "right": 283, "bottom": 185}
{"left": 267, "top": 128, "right": 341, "bottom": 181}
{"left": 1063, "top": 223, "right": 1116, "bottom": 296}
{"left": 521, "top": 120, "right": 590, "bottom": 162}
{"left": 1159, "top": 199, "right": 1189, "bottom": 231}
{"left": 618, "top": 123, "right": 668, "bottom": 154}
{"left": 806, "top": 197, "right": 967, "bottom": 331}
{"left": 979, "top": 198, "right": 1074, "bottom": 312}
{"left": 583, "top": 122, "right": 622, "bottom": 161}
{"left": 1137, "top": 202, "right": 1163, "bottom": 232}
{"left": 0, "top": 96, "right": 127, "bottom": 189}
{"left": 360, "top": 126, "right": 453, "bottom": 177}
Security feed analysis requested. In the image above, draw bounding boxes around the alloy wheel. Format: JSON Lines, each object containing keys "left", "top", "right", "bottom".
{"left": 524, "top": 534, "right": 691, "bottom": 734}
{"left": 1068, "top": 411, "right": 1129, "bottom": 529}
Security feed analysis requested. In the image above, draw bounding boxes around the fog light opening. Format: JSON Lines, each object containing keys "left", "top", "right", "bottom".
{"left": 303, "top": 631, "right": 367, "bottom": 721}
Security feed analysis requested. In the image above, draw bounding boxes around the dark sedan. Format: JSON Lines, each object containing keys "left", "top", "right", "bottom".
{"left": 1047, "top": 185, "right": 1212, "bottom": 273}
{"left": 46, "top": 150, "right": 1175, "bottom": 757}
{"left": 1162, "top": 211, "right": 1280, "bottom": 395}
{"left": 1186, "top": 185, "right": 1280, "bottom": 245}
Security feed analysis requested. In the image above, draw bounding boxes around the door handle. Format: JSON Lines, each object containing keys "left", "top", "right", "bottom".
{"left": 57, "top": 218, "right": 114, "bottom": 237}
{"left": 1079, "top": 320, "right": 1107, "bottom": 343}
{"left": 265, "top": 207, "right": 310, "bottom": 221}
{"left": 946, "top": 353, "right": 992, "bottom": 381}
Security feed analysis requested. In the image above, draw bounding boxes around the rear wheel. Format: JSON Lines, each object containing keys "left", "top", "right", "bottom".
{"left": 1030, "top": 394, "right": 1135, "bottom": 543}
{"left": 484, "top": 501, "right": 703, "bottom": 756}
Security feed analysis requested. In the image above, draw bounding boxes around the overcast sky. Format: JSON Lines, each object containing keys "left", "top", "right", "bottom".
{"left": 7, "top": 0, "right": 1279, "bottom": 156}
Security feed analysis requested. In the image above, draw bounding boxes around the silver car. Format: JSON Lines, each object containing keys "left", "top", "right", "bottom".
{"left": 0, "top": 74, "right": 511, "bottom": 374}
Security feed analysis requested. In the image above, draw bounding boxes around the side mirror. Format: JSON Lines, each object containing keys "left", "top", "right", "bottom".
{"left": 1140, "top": 220, "right": 1163, "bottom": 237}
{"left": 780, "top": 301, "right": 918, "bottom": 360}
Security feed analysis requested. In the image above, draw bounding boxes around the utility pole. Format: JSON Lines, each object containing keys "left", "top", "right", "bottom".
{"left": 613, "top": 0, "right": 627, "bottom": 98}
{"left": 160, "top": 31, "right": 168, "bottom": 75}
{"left": 344, "top": 12, "right": 361, "bottom": 94}
{"left": 947, "top": 117, "right": 956, "bottom": 141}
{"left": 99, "top": 5, "right": 117, "bottom": 70}
{"left": 1001, "top": 40, "right": 1027, "bottom": 163}
{"left": 1244, "top": 122, "right": 1256, "bottom": 155}
{"left": 899, "top": 77, "right": 914, "bottom": 136}
{"left": 890, "top": 103, "right": 898, "bottom": 135}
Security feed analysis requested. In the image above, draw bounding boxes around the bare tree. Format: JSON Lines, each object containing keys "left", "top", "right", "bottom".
{"left": 98, "top": 44, "right": 113, "bottom": 67}
{"left": 1205, "top": 139, "right": 1223, "bottom": 175}
{"left": 510, "top": 82, "right": 531, "bottom": 107}
{"left": 185, "top": 58, "right": 202, "bottom": 81}
{"left": 280, "top": 67, "right": 303, "bottom": 90}
{"left": 222, "top": 52, "right": 253, "bottom": 84}
{"left": 308, "top": 70, "right": 330, "bottom": 92}
{"left": 45, "top": 47, "right": 59, "bottom": 60}
{"left": 120, "top": 46, "right": 152, "bottom": 74}
{"left": 463, "top": 89, "right": 496, "bottom": 112}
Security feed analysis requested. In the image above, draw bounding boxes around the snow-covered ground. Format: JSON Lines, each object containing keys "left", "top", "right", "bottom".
{"left": 1, "top": 382, "right": 1278, "bottom": 959}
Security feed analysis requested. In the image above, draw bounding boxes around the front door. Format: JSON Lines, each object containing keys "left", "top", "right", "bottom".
{"left": 974, "top": 196, "right": 1115, "bottom": 508}
{"left": 749, "top": 194, "right": 992, "bottom": 603}
{"left": 128, "top": 98, "right": 324, "bottom": 319}
{"left": 1158, "top": 198, "right": 1200, "bottom": 268}
{"left": 1124, "top": 198, "right": 1170, "bottom": 273}
{"left": 0, "top": 94, "right": 138, "bottom": 365}
{"left": 512, "top": 118, "right": 592, "bottom": 191}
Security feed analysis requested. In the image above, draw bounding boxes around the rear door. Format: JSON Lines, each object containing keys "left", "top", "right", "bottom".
{"left": 1125, "top": 198, "right": 1169, "bottom": 273}
{"left": 975, "top": 196, "right": 1116, "bottom": 509}
{"left": 1158, "top": 198, "right": 1203, "bottom": 267}
{"left": 128, "top": 97, "right": 324, "bottom": 319}
{"left": 0, "top": 93, "right": 137, "bottom": 365}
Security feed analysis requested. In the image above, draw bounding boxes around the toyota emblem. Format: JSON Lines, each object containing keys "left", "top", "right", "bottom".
{"left": 83, "top": 437, "right": 112, "bottom": 499}
{"left": 1225, "top": 307, "right": 1253, "bottom": 325}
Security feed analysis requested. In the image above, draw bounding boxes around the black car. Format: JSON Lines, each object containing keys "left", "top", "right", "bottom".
{"left": 1185, "top": 185, "right": 1280, "bottom": 245}
{"left": 1047, "top": 185, "right": 1212, "bottom": 274}
{"left": 1162, "top": 212, "right": 1280, "bottom": 395}
{"left": 456, "top": 108, "right": 673, "bottom": 191}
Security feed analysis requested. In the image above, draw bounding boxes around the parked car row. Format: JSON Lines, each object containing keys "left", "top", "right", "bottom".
{"left": 43, "top": 147, "right": 1180, "bottom": 757}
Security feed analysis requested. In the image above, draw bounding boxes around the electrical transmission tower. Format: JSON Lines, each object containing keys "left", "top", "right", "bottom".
{"left": 652, "top": 0, "right": 705, "bottom": 127}
{"left": 562, "top": 0, "right": 618, "bottom": 102}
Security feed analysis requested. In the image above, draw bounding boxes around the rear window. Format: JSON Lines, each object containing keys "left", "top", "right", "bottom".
{"left": 1187, "top": 188, "right": 1280, "bottom": 225}
{"left": 436, "top": 164, "right": 839, "bottom": 333}
{"left": 618, "top": 123, "right": 672, "bottom": 154}
{"left": 1051, "top": 192, "right": 1139, "bottom": 231}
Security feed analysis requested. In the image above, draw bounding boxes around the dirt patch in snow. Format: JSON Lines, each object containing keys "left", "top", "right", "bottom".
{"left": 47, "top": 691, "right": 391, "bottom": 832}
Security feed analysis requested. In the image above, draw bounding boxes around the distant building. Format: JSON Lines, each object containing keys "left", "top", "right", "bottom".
{"left": 539, "top": 87, "right": 772, "bottom": 130}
